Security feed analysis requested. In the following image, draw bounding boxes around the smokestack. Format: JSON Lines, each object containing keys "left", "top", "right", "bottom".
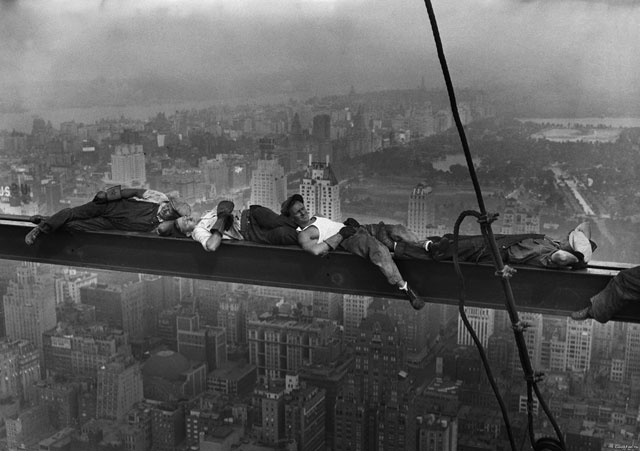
{"left": 309, "top": 154, "right": 312, "bottom": 166}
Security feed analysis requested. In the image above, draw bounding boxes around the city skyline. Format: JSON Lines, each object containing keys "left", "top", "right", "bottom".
{"left": 1, "top": 0, "right": 640, "bottom": 447}
{"left": 2, "top": 1, "right": 640, "bottom": 118}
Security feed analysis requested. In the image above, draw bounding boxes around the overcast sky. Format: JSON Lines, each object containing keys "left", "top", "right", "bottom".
{"left": 1, "top": 0, "right": 639, "bottom": 105}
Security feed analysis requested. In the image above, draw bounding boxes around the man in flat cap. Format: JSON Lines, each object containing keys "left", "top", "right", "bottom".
{"left": 280, "top": 194, "right": 448, "bottom": 310}
{"left": 25, "top": 186, "right": 191, "bottom": 245}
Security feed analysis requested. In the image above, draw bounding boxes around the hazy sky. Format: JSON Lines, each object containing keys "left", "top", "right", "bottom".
{"left": 1, "top": 0, "right": 640, "bottom": 103}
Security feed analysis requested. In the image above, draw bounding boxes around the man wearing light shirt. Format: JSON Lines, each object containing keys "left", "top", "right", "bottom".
{"left": 171, "top": 200, "right": 298, "bottom": 252}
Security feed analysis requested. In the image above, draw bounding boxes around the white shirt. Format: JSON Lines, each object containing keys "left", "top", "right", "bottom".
{"left": 299, "top": 216, "right": 344, "bottom": 244}
{"left": 191, "top": 209, "right": 243, "bottom": 250}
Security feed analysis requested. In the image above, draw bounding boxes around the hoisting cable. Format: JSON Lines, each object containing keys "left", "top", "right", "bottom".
{"left": 421, "top": 1, "right": 566, "bottom": 450}
{"left": 451, "top": 210, "right": 517, "bottom": 450}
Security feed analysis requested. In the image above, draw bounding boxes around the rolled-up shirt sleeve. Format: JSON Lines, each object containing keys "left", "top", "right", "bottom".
{"left": 191, "top": 211, "right": 217, "bottom": 250}
{"left": 191, "top": 210, "right": 243, "bottom": 249}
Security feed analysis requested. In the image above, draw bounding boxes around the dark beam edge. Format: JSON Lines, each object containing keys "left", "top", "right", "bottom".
{"left": 2, "top": 221, "right": 639, "bottom": 323}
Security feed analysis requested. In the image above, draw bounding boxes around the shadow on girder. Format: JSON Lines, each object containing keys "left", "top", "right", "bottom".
{"left": 1, "top": 216, "right": 637, "bottom": 322}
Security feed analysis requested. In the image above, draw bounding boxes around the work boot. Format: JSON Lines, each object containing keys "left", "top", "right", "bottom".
{"left": 375, "top": 222, "right": 395, "bottom": 252}
{"left": 28, "top": 214, "right": 46, "bottom": 224}
{"left": 425, "top": 237, "right": 450, "bottom": 255}
{"left": 400, "top": 283, "right": 425, "bottom": 310}
{"left": 25, "top": 226, "right": 46, "bottom": 245}
{"left": 570, "top": 306, "right": 592, "bottom": 321}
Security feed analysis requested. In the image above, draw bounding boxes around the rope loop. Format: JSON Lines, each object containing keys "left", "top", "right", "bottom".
{"left": 512, "top": 321, "right": 530, "bottom": 333}
{"left": 477, "top": 212, "right": 499, "bottom": 225}
{"left": 495, "top": 265, "right": 517, "bottom": 279}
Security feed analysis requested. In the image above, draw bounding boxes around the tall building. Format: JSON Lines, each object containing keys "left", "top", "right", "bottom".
{"left": 43, "top": 324, "right": 129, "bottom": 379}
{"left": 247, "top": 316, "right": 341, "bottom": 381}
{"left": 300, "top": 156, "right": 341, "bottom": 221}
{"left": 217, "top": 291, "right": 248, "bottom": 346}
{"left": 284, "top": 376, "right": 326, "bottom": 451}
{"left": 418, "top": 415, "right": 458, "bottom": 451}
{"left": 299, "top": 357, "right": 352, "bottom": 451}
{"left": 109, "top": 143, "right": 146, "bottom": 187}
{"left": 624, "top": 323, "right": 640, "bottom": 382}
{"left": 3, "top": 263, "right": 57, "bottom": 363}
{"left": 565, "top": 318, "right": 593, "bottom": 372}
{"left": 33, "top": 380, "right": 79, "bottom": 429}
{"left": 176, "top": 312, "right": 227, "bottom": 372}
{"left": 335, "top": 312, "right": 415, "bottom": 451}
{"left": 54, "top": 268, "right": 97, "bottom": 305}
{"left": 96, "top": 356, "right": 143, "bottom": 421}
{"left": 121, "top": 406, "right": 152, "bottom": 451}
{"left": 312, "top": 291, "right": 342, "bottom": 322}
{"left": 81, "top": 281, "right": 145, "bottom": 340}
{"left": 199, "top": 157, "right": 230, "bottom": 195}
{"left": 346, "top": 105, "right": 373, "bottom": 158}
{"left": 151, "top": 403, "right": 186, "bottom": 451}
{"left": 250, "top": 158, "right": 287, "bottom": 213}
{"left": 407, "top": 184, "right": 436, "bottom": 238}
{"left": 334, "top": 377, "right": 365, "bottom": 451}
{"left": 255, "top": 385, "right": 285, "bottom": 446}
{"left": 386, "top": 298, "right": 431, "bottom": 355}
{"left": 343, "top": 295, "right": 373, "bottom": 342}
{"left": 0, "top": 339, "right": 40, "bottom": 403}
{"left": 312, "top": 114, "right": 331, "bottom": 141}
{"left": 6, "top": 405, "right": 50, "bottom": 451}
{"left": 541, "top": 329, "right": 567, "bottom": 372}
{"left": 457, "top": 308, "right": 495, "bottom": 348}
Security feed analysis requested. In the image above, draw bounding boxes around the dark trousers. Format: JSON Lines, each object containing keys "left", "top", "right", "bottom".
{"left": 395, "top": 234, "right": 544, "bottom": 263}
{"left": 241, "top": 205, "right": 298, "bottom": 245}
{"left": 42, "top": 199, "right": 160, "bottom": 233}
{"left": 340, "top": 226, "right": 404, "bottom": 286}
{"left": 591, "top": 265, "right": 640, "bottom": 323}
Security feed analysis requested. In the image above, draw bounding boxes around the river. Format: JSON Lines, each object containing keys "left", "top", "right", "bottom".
{"left": 0, "top": 92, "right": 305, "bottom": 133}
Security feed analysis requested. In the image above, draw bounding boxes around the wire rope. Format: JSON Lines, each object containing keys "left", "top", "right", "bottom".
{"left": 421, "top": 1, "right": 566, "bottom": 450}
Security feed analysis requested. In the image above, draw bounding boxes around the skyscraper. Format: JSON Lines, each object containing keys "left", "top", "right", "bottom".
{"left": 407, "top": 183, "right": 435, "bottom": 238}
{"left": 284, "top": 377, "right": 326, "bottom": 451}
{"left": 565, "top": 318, "right": 593, "bottom": 372}
{"left": 343, "top": 295, "right": 373, "bottom": 342}
{"left": 54, "top": 268, "right": 97, "bottom": 305}
{"left": 151, "top": 403, "right": 186, "bottom": 451}
{"left": 3, "top": 262, "right": 57, "bottom": 365}
{"left": 109, "top": 143, "right": 146, "bottom": 188}
{"left": 176, "top": 311, "right": 227, "bottom": 372}
{"left": 250, "top": 158, "right": 287, "bottom": 213}
{"left": 300, "top": 156, "right": 341, "bottom": 221}
{"left": 624, "top": 323, "right": 640, "bottom": 382}
{"left": 247, "top": 316, "right": 341, "bottom": 381}
{"left": 335, "top": 312, "right": 415, "bottom": 451}
{"left": 0, "top": 339, "right": 40, "bottom": 403}
{"left": 457, "top": 308, "right": 495, "bottom": 348}
{"left": 81, "top": 281, "right": 145, "bottom": 340}
{"left": 43, "top": 324, "right": 129, "bottom": 379}
{"left": 96, "top": 356, "right": 143, "bottom": 421}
